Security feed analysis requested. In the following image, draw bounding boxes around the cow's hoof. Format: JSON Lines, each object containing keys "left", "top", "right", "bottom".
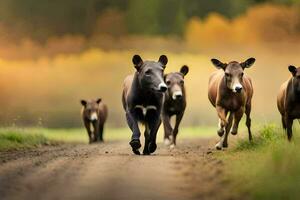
{"left": 143, "top": 150, "right": 150, "bottom": 155}
{"left": 223, "top": 143, "right": 228, "bottom": 148}
{"left": 148, "top": 142, "right": 157, "bottom": 153}
{"left": 133, "top": 149, "right": 141, "bottom": 155}
{"left": 170, "top": 144, "right": 175, "bottom": 149}
{"left": 215, "top": 143, "right": 223, "bottom": 150}
{"left": 217, "top": 129, "right": 224, "bottom": 137}
{"left": 231, "top": 131, "right": 237, "bottom": 135}
{"left": 216, "top": 146, "right": 222, "bottom": 150}
{"left": 130, "top": 139, "right": 141, "bottom": 150}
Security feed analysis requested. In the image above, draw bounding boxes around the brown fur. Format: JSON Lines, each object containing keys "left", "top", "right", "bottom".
{"left": 122, "top": 75, "right": 134, "bottom": 110}
{"left": 81, "top": 99, "right": 108, "bottom": 143}
{"left": 277, "top": 65, "right": 300, "bottom": 141}
{"left": 162, "top": 65, "right": 189, "bottom": 147}
{"left": 277, "top": 80, "right": 288, "bottom": 118}
{"left": 208, "top": 58, "right": 255, "bottom": 150}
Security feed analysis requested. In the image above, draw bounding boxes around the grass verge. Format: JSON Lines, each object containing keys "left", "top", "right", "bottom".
{"left": 0, "top": 126, "right": 215, "bottom": 151}
{"left": 218, "top": 124, "right": 300, "bottom": 200}
{"left": 0, "top": 128, "right": 48, "bottom": 151}
{"left": 0, "top": 127, "right": 130, "bottom": 151}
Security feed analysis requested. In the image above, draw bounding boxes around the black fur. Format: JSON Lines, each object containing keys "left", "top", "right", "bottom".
{"left": 122, "top": 55, "right": 168, "bottom": 155}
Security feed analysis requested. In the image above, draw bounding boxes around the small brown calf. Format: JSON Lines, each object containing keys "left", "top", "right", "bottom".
{"left": 208, "top": 58, "right": 255, "bottom": 150}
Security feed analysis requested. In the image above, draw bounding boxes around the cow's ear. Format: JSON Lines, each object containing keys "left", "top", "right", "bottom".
{"left": 132, "top": 55, "right": 143, "bottom": 71}
{"left": 96, "top": 98, "right": 102, "bottom": 104}
{"left": 241, "top": 57, "right": 255, "bottom": 69}
{"left": 158, "top": 55, "right": 168, "bottom": 67}
{"left": 81, "top": 100, "right": 87, "bottom": 106}
{"left": 289, "top": 65, "right": 297, "bottom": 76}
{"left": 180, "top": 65, "right": 189, "bottom": 76}
{"left": 211, "top": 59, "right": 227, "bottom": 70}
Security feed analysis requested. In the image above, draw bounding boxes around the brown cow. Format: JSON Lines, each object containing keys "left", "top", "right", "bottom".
{"left": 208, "top": 58, "right": 255, "bottom": 150}
{"left": 81, "top": 98, "right": 108, "bottom": 143}
{"left": 162, "top": 65, "right": 189, "bottom": 148}
{"left": 277, "top": 65, "right": 300, "bottom": 141}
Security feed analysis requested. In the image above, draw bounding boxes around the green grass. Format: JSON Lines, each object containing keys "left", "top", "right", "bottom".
{"left": 0, "top": 126, "right": 216, "bottom": 151}
{"left": 0, "top": 128, "right": 48, "bottom": 150}
{"left": 233, "top": 124, "right": 283, "bottom": 151}
{"left": 0, "top": 127, "right": 131, "bottom": 150}
{"left": 218, "top": 124, "right": 300, "bottom": 200}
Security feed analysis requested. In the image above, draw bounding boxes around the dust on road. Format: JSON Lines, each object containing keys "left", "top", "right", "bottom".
{"left": 0, "top": 138, "right": 234, "bottom": 200}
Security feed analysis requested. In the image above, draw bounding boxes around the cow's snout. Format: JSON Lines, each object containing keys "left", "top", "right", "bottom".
{"left": 158, "top": 83, "right": 167, "bottom": 92}
{"left": 172, "top": 91, "right": 183, "bottom": 100}
{"left": 90, "top": 112, "right": 98, "bottom": 121}
{"left": 235, "top": 85, "right": 243, "bottom": 93}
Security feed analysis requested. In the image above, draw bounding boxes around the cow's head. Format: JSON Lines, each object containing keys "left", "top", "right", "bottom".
{"left": 211, "top": 58, "right": 255, "bottom": 93}
{"left": 289, "top": 65, "right": 300, "bottom": 95}
{"left": 81, "top": 98, "right": 101, "bottom": 122}
{"left": 165, "top": 65, "right": 189, "bottom": 100}
{"left": 132, "top": 54, "right": 168, "bottom": 92}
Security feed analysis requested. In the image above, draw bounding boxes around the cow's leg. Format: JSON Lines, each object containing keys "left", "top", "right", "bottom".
{"left": 216, "top": 106, "right": 227, "bottom": 137}
{"left": 281, "top": 114, "right": 286, "bottom": 130}
{"left": 231, "top": 108, "right": 244, "bottom": 136}
{"left": 92, "top": 121, "right": 99, "bottom": 142}
{"left": 143, "top": 124, "right": 150, "bottom": 155}
{"left": 126, "top": 111, "right": 142, "bottom": 155}
{"left": 286, "top": 116, "right": 293, "bottom": 141}
{"left": 84, "top": 120, "right": 93, "bottom": 144}
{"left": 162, "top": 114, "right": 172, "bottom": 145}
{"left": 223, "top": 112, "right": 234, "bottom": 148}
{"left": 217, "top": 119, "right": 225, "bottom": 137}
{"left": 225, "top": 112, "right": 234, "bottom": 133}
{"left": 171, "top": 112, "right": 184, "bottom": 148}
{"left": 215, "top": 107, "right": 228, "bottom": 150}
{"left": 245, "top": 104, "right": 252, "bottom": 141}
{"left": 148, "top": 112, "right": 161, "bottom": 154}
{"left": 98, "top": 123, "right": 104, "bottom": 142}
{"left": 215, "top": 112, "right": 233, "bottom": 149}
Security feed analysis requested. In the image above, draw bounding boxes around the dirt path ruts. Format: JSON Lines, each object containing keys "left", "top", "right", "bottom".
{"left": 0, "top": 139, "right": 234, "bottom": 200}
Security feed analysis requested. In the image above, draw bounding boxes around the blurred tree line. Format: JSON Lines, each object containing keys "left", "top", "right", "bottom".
{"left": 0, "top": 0, "right": 298, "bottom": 41}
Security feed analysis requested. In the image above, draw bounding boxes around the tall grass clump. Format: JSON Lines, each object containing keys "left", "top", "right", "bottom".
{"left": 234, "top": 124, "right": 284, "bottom": 151}
{"left": 250, "top": 129, "right": 300, "bottom": 200}
{"left": 221, "top": 124, "right": 300, "bottom": 200}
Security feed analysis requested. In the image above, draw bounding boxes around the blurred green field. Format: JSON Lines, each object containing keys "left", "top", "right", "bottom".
{"left": 0, "top": 120, "right": 267, "bottom": 151}
{"left": 218, "top": 124, "right": 300, "bottom": 200}
{"left": 0, "top": 126, "right": 217, "bottom": 151}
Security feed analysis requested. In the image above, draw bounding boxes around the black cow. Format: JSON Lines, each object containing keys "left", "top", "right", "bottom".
{"left": 122, "top": 55, "right": 168, "bottom": 155}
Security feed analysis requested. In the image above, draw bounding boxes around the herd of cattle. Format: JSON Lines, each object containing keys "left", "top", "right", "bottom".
{"left": 80, "top": 55, "right": 299, "bottom": 155}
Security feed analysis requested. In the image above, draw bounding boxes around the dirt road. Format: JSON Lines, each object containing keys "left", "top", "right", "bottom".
{"left": 0, "top": 138, "right": 234, "bottom": 200}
